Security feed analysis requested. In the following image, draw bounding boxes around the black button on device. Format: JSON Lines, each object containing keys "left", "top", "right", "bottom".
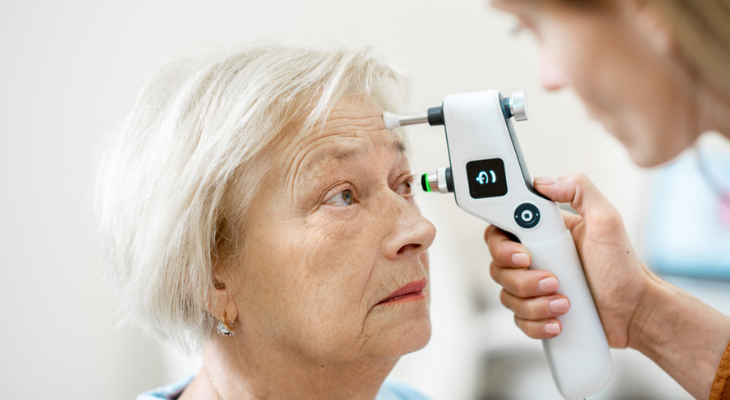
{"left": 514, "top": 203, "right": 540, "bottom": 229}
{"left": 466, "top": 158, "right": 508, "bottom": 199}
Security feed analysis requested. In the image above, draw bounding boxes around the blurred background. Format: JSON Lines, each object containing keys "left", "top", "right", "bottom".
{"left": 1, "top": 0, "right": 729, "bottom": 399}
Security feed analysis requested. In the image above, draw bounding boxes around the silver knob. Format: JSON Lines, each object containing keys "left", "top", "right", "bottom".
{"left": 421, "top": 167, "right": 453, "bottom": 194}
{"left": 509, "top": 91, "right": 529, "bottom": 121}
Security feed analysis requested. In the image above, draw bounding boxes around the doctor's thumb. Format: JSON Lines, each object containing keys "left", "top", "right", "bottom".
{"left": 533, "top": 173, "right": 616, "bottom": 218}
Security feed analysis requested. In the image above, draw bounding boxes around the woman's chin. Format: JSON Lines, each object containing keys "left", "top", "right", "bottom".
{"left": 363, "top": 311, "right": 432, "bottom": 359}
{"left": 399, "top": 315, "right": 432, "bottom": 354}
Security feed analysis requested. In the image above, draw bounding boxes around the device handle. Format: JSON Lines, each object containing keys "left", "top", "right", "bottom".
{"left": 527, "top": 230, "right": 612, "bottom": 400}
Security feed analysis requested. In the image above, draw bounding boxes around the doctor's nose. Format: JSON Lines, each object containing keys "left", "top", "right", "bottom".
{"left": 539, "top": 52, "right": 568, "bottom": 91}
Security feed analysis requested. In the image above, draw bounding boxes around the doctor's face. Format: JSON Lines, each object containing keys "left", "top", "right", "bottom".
{"left": 492, "top": 0, "right": 699, "bottom": 167}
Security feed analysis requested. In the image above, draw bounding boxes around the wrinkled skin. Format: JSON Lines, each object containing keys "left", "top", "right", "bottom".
{"left": 182, "top": 96, "right": 436, "bottom": 400}
{"left": 236, "top": 96, "right": 435, "bottom": 364}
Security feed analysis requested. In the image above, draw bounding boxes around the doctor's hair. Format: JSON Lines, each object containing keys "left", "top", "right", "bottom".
{"left": 552, "top": 0, "right": 730, "bottom": 101}
{"left": 94, "top": 43, "right": 410, "bottom": 353}
{"left": 644, "top": 0, "right": 730, "bottom": 101}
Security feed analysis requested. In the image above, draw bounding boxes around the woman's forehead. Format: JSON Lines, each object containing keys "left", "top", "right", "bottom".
{"left": 276, "top": 97, "right": 407, "bottom": 184}
{"left": 291, "top": 129, "right": 406, "bottom": 185}
{"left": 289, "top": 96, "right": 399, "bottom": 148}
{"left": 312, "top": 98, "right": 405, "bottom": 160}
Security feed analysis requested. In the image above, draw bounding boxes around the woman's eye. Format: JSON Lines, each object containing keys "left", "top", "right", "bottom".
{"left": 396, "top": 179, "right": 413, "bottom": 196}
{"left": 325, "top": 189, "right": 355, "bottom": 207}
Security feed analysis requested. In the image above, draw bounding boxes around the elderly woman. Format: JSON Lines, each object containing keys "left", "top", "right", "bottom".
{"left": 95, "top": 45, "right": 435, "bottom": 400}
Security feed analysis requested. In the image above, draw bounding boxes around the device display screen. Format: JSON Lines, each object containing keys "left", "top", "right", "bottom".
{"left": 466, "top": 158, "right": 508, "bottom": 199}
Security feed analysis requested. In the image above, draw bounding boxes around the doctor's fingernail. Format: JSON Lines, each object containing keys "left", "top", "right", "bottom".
{"left": 538, "top": 277, "right": 559, "bottom": 293}
{"left": 549, "top": 298, "right": 570, "bottom": 314}
{"left": 511, "top": 253, "right": 530, "bottom": 267}
{"left": 534, "top": 177, "right": 555, "bottom": 185}
{"left": 545, "top": 323, "right": 561, "bottom": 335}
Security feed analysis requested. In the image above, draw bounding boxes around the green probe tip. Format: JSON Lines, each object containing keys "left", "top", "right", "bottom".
{"left": 422, "top": 173, "right": 431, "bottom": 192}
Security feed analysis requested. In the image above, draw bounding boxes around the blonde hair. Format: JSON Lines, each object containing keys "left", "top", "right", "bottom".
{"left": 552, "top": 0, "right": 730, "bottom": 100}
{"left": 646, "top": 0, "right": 730, "bottom": 100}
{"left": 94, "top": 44, "right": 410, "bottom": 353}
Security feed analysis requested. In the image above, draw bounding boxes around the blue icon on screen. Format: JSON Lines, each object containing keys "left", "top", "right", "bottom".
{"left": 467, "top": 159, "right": 507, "bottom": 199}
{"left": 476, "top": 170, "right": 497, "bottom": 185}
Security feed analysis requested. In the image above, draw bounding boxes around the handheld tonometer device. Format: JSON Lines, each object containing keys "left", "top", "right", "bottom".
{"left": 384, "top": 91, "right": 612, "bottom": 400}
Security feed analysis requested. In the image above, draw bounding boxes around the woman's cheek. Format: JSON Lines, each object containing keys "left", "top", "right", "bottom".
{"left": 294, "top": 213, "right": 372, "bottom": 290}
{"left": 289, "top": 231, "right": 380, "bottom": 358}
{"left": 309, "top": 206, "right": 364, "bottom": 239}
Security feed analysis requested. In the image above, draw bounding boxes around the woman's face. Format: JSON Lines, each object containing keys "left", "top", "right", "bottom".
{"left": 493, "top": 0, "right": 699, "bottom": 167}
{"left": 230, "top": 97, "right": 436, "bottom": 365}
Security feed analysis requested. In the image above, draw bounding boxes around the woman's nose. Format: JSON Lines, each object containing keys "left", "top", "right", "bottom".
{"left": 382, "top": 195, "right": 437, "bottom": 261}
{"left": 539, "top": 51, "right": 568, "bottom": 91}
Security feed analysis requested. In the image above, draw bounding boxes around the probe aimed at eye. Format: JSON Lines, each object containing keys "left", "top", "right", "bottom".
{"left": 386, "top": 92, "right": 529, "bottom": 195}
{"left": 384, "top": 90, "right": 611, "bottom": 400}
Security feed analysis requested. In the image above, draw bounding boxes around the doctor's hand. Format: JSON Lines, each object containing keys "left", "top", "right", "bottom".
{"left": 486, "top": 173, "right": 658, "bottom": 349}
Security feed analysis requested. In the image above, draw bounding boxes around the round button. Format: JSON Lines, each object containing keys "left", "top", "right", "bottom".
{"left": 521, "top": 210, "right": 533, "bottom": 222}
{"left": 515, "top": 203, "right": 540, "bottom": 229}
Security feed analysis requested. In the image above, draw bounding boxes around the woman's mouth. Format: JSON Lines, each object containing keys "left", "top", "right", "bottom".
{"left": 376, "top": 278, "right": 428, "bottom": 305}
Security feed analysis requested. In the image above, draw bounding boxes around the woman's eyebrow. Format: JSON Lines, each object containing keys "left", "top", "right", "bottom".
{"left": 294, "top": 147, "right": 363, "bottom": 185}
{"left": 297, "top": 139, "right": 406, "bottom": 183}
{"left": 392, "top": 140, "right": 406, "bottom": 153}
{"left": 307, "top": 146, "right": 367, "bottom": 171}
{"left": 340, "top": 139, "right": 405, "bottom": 163}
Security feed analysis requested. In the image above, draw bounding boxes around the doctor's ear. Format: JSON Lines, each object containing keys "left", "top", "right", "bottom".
{"left": 630, "top": 2, "right": 674, "bottom": 56}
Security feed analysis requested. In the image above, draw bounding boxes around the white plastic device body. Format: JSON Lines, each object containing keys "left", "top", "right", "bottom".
{"left": 442, "top": 90, "right": 612, "bottom": 400}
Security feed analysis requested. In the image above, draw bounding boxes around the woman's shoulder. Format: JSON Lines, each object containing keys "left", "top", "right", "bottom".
{"left": 136, "top": 375, "right": 194, "bottom": 400}
{"left": 377, "top": 380, "right": 431, "bottom": 400}
{"left": 137, "top": 376, "right": 429, "bottom": 400}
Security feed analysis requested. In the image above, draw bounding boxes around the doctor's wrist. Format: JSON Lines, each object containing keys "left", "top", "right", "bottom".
{"left": 625, "top": 273, "right": 671, "bottom": 354}
{"left": 624, "top": 270, "right": 730, "bottom": 399}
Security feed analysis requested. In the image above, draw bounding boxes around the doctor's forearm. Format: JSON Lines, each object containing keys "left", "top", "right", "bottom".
{"left": 627, "top": 277, "right": 730, "bottom": 399}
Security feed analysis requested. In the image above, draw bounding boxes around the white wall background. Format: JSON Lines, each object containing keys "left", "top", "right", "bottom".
{"left": 0, "top": 0, "right": 690, "bottom": 399}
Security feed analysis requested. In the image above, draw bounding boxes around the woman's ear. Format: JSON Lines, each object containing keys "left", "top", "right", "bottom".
{"left": 206, "top": 275, "right": 239, "bottom": 330}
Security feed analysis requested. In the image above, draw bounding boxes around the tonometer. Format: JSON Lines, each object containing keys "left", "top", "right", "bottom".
{"left": 384, "top": 91, "right": 612, "bottom": 400}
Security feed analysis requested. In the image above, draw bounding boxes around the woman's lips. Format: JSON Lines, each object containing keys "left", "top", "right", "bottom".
{"left": 376, "top": 278, "right": 428, "bottom": 305}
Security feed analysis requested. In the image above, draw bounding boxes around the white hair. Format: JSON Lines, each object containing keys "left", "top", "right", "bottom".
{"left": 94, "top": 43, "right": 411, "bottom": 353}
